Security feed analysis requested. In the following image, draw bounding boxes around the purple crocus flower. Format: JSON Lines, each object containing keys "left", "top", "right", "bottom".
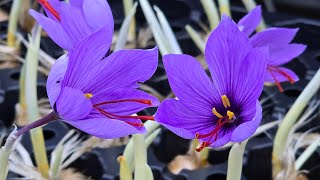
{"left": 47, "top": 26, "right": 159, "bottom": 138}
{"left": 29, "top": 0, "right": 113, "bottom": 51}
{"left": 155, "top": 16, "right": 268, "bottom": 151}
{"left": 238, "top": 6, "right": 306, "bottom": 92}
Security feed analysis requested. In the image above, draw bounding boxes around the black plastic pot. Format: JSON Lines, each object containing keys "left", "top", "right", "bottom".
{"left": 0, "top": 68, "right": 47, "bottom": 127}
{"left": 20, "top": 120, "right": 69, "bottom": 161}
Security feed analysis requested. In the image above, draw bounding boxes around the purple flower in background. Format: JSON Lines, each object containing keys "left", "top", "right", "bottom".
{"left": 238, "top": 6, "right": 306, "bottom": 92}
{"left": 155, "top": 16, "right": 268, "bottom": 151}
{"left": 29, "top": 0, "right": 113, "bottom": 51}
{"left": 47, "top": 26, "right": 159, "bottom": 138}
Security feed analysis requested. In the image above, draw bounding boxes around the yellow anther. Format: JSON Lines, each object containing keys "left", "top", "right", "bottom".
{"left": 212, "top": 108, "right": 223, "bottom": 118}
{"left": 227, "top": 110, "right": 235, "bottom": 120}
{"left": 84, "top": 93, "right": 93, "bottom": 99}
{"left": 221, "top": 95, "right": 230, "bottom": 108}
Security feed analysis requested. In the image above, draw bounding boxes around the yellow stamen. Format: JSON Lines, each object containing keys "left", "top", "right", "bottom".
{"left": 84, "top": 93, "right": 93, "bottom": 99}
{"left": 221, "top": 95, "right": 230, "bottom": 108}
{"left": 212, "top": 108, "right": 223, "bottom": 118}
{"left": 227, "top": 110, "right": 234, "bottom": 120}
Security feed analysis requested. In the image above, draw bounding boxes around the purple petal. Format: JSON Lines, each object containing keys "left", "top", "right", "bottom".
{"left": 163, "top": 54, "right": 220, "bottom": 115}
{"left": 232, "top": 47, "right": 268, "bottom": 107}
{"left": 209, "top": 132, "right": 232, "bottom": 148}
{"left": 231, "top": 100, "right": 262, "bottom": 142}
{"left": 264, "top": 67, "right": 299, "bottom": 83}
{"left": 91, "top": 88, "right": 159, "bottom": 116}
{"left": 83, "top": 0, "right": 114, "bottom": 33}
{"left": 61, "top": 26, "right": 113, "bottom": 88}
{"left": 56, "top": 87, "right": 92, "bottom": 120}
{"left": 205, "top": 15, "right": 252, "bottom": 96}
{"left": 59, "top": 2, "right": 93, "bottom": 45}
{"left": 238, "top": 6, "right": 262, "bottom": 36}
{"left": 47, "top": 54, "right": 68, "bottom": 108}
{"left": 155, "top": 98, "right": 215, "bottom": 139}
{"left": 69, "top": 0, "right": 84, "bottom": 7}
{"left": 159, "top": 124, "right": 195, "bottom": 139}
{"left": 29, "top": 10, "right": 73, "bottom": 50}
{"left": 79, "top": 48, "right": 159, "bottom": 94}
{"left": 250, "top": 28, "right": 298, "bottom": 48}
{"left": 269, "top": 44, "right": 306, "bottom": 66}
{"left": 63, "top": 117, "right": 146, "bottom": 138}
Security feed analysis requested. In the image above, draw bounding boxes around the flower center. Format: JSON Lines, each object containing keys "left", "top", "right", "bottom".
{"left": 37, "top": 0, "right": 60, "bottom": 21}
{"left": 88, "top": 95, "right": 154, "bottom": 127}
{"left": 195, "top": 95, "right": 236, "bottom": 152}
{"left": 268, "top": 66, "right": 295, "bottom": 92}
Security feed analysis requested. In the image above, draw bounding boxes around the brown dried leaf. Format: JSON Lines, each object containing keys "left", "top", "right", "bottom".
{"left": 0, "top": 8, "right": 8, "bottom": 22}
{"left": 60, "top": 168, "right": 91, "bottom": 180}
{"left": 0, "top": 44, "right": 19, "bottom": 68}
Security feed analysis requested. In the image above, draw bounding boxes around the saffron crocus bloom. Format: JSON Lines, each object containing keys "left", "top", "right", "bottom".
{"left": 238, "top": 6, "right": 306, "bottom": 92}
{"left": 29, "top": 0, "right": 113, "bottom": 51}
{"left": 155, "top": 16, "right": 268, "bottom": 151}
{"left": 47, "top": 26, "right": 159, "bottom": 138}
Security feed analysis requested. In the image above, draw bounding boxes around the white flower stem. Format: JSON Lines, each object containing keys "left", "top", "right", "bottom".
{"left": 122, "top": 120, "right": 160, "bottom": 172}
{"left": 0, "top": 127, "right": 17, "bottom": 180}
{"left": 133, "top": 134, "right": 147, "bottom": 180}
{"left": 139, "top": 0, "right": 170, "bottom": 55}
{"left": 273, "top": 68, "right": 320, "bottom": 176}
{"left": 114, "top": 3, "right": 138, "bottom": 51}
{"left": 49, "top": 144, "right": 63, "bottom": 180}
{"left": 154, "top": 6, "right": 182, "bottom": 54}
{"left": 7, "top": 0, "right": 23, "bottom": 47}
{"left": 201, "top": 0, "right": 220, "bottom": 30}
{"left": 25, "top": 24, "right": 50, "bottom": 178}
{"left": 0, "top": 149, "right": 10, "bottom": 180}
{"left": 185, "top": 25, "right": 205, "bottom": 53}
{"left": 295, "top": 139, "right": 320, "bottom": 170}
{"left": 227, "top": 140, "right": 248, "bottom": 180}
{"left": 123, "top": 0, "right": 136, "bottom": 41}
{"left": 218, "top": 0, "right": 231, "bottom": 17}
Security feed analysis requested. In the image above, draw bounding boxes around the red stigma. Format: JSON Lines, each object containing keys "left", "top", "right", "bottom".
{"left": 268, "top": 66, "right": 296, "bottom": 92}
{"left": 37, "top": 0, "right": 60, "bottom": 21}
{"left": 94, "top": 99, "right": 152, "bottom": 107}
{"left": 195, "top": 117, "right": 231, "bottom": 152}
{"left": 93, "top": 99, "right": 154, "bottom": 127}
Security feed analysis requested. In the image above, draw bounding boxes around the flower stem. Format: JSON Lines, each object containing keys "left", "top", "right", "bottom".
{"left": 154, "top": 6, "right": 182, "bottom": 54}
{"left": 0, "top": 127, "right": 17, "bottom": 180}
{"left": 295, "top": 139, "right": 320, "bottom": 170}
{"left": 133, "top": 134, "right": 149, "bottom": 180}
{"left": 139, "top": 0, "right": 170, "bottom": 55}
{"left": 49, "top": 143, "right": 64, "bottom": 180}
{"left": 218, "top": 0, "right": 231, "bottom": 17}
{"left": 25, "top": 23, "right": 50, "bottom": 178}
{"left": 15, "top": 111, "right": 58, "bottom": 137}
{"left": 227, "top": 140, "right": 248, "bottom": 180}
{"left": 123, "top": 0, "right": 136, "bottom": 42}
{"left": 272, "top": 68, "right": 320, "bottom": 177}
{"left": 115, "top": 3, "right": 138, "bottom": 51}
{"left": 7, "top": 0, "right": 23, "bottom": 47}
{"left": 0, "top": 149, "right": 10, "bottom": 180}
{"left": 185, "top": 25, "right": 205, "bottom": 53}
{"left": 201, "top": 0, "right": 220, "bottom": 30}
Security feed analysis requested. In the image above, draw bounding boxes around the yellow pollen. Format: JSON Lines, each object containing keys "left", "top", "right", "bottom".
{"left": 84, "top": 93, "right": 93, "bottom": 99}
{"left": 227, "top": 110, "right": 235, "bottom": 120}
{"left": 221, "top": 95, "right": 230, "bottom": 108}
{"left": 212, "top": 108, "right": 223, "bottom": 118}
